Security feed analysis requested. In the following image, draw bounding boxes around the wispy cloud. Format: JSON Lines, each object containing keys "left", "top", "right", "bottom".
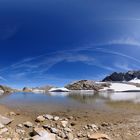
{"left": 0, "top": 76, "right": 7, "bottom": 82}
{"left": 108, "top": 38, "right": 140, "bottom": 47}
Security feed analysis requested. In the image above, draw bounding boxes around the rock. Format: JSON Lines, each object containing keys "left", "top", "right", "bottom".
{"left": 88, "top": 133, "right": 110, "bottom": 140}
{"left": 33, "top": 127, "right": 56, "bottom": 140}
{"left": 23, "top": 121, "right": 33, "bottom": 128}
{"left": 0, "top": 128, "right": 8, "bottom": 135}
{"left": 66, "top": 133, "right": 74, "bottom": 140}
{"left": 68, "top": 116, "right": 73, "bottom": 120}
{"left": 0, "top": 115, "right": 13, "bottom": 125}
{"left": 33, "top": 127, "right": 49, "bottom": 136}
{"left": 43, "top": 124, "right": 51, "bottom": 129}
{"left": 88, "top": 124, "right": 98, "bottom": 131}
{"left": 50, "top": 128, "right": 58, "bottom": 134}
{"left": 101, "top": 122, "right": 109, "bottom": 127}
{"left": 9, "top": 112, "right": 16, "bottom": 116}
{"left": 0, "top": 123, "right": 5, "bottom": 129}
{"left": 53, "top": 116, "right": 59, "bottom": 121}
{"left": 44, "top": 114, "right": 53, "bottom": 120}
{"left": 17, "top": 124, "right": 23, "bottom": 128}
{"left": 65, "top": 80, "right": 110, "bottom": 91}
{"left": 64, "top": 127, "right": 72, "bottom": 132}
{"left": 15, "top": 128, "right": 25, "bottom": 134}
{"left": 36, "top": 116, "right": 45, "bottom": 122}
{"left": 61, "top": 121, "right": 68, "bottom": 128}
{"left": 32, "top": 133, "right": 56, "bottom": 140}
{"left": 71, "top": 122, "right": 76, "bottom": 126}
{"left": 102, "top": 70, "right": 140, "bottom": 82}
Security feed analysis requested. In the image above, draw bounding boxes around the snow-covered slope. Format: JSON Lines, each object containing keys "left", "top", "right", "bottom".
{"left": 129, "top": 78, "right": 140, "bottom": 84}
{"left": 49, "top": 87, "right": 70, "bottom": 92}
{"left": 101, "top": 82, "right": 140, "bottom": 92}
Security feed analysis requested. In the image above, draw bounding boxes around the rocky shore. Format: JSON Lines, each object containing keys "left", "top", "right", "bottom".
{"left": 0, "top": 105, "right": 140, "bottom": 140}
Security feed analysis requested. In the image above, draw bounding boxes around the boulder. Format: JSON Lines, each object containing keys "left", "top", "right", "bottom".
{"left": 0, "top": 115, "right": 13, "bottom": 125}
{"left": 33, "top": 127, "right": 56, "bottom": 140}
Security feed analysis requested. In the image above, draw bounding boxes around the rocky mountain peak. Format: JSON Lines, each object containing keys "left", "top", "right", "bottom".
{"left": 102, "top": 70, "right": 140, "bottom": 82}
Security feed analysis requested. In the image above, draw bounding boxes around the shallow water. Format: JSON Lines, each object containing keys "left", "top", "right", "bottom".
{"left": 0, "top": 91, "right": 140, "bottom": 114}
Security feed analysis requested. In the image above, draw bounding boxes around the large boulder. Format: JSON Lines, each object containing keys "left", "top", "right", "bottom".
{"left": 65, "top": 80, "right": 110, "bottom": 91}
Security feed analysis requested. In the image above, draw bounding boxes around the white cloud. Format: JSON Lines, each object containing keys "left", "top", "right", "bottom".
{"left": 0, "top": 76, "right": 7, "bottom": 81}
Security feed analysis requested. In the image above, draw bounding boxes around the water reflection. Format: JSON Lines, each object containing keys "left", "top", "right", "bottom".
{"left": 0, "top": 91, "right": 140, "bottom": 113}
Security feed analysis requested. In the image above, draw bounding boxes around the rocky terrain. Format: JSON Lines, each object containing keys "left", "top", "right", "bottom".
{"left": 65, "top": 80, "right": 110, "bottom": 91}
{"left": 22, "top": 85, "right": 53, "bottom": 93}
{"left": 0, "top": 85, "right": 15, "bottom": 95}
{"left": 0, "top": 104, "right": 140, "bottom": 140}
{"left": 102, "top": 70, "right": 140, "bottom": 82}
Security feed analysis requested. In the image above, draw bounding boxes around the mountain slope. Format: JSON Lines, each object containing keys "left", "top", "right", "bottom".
{"left": 102, "top": 71, "right": 140, "bottom": 82}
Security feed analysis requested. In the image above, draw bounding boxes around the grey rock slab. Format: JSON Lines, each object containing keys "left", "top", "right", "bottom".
{"left": 0, "top": 115, "right": 13, "bottom": 125}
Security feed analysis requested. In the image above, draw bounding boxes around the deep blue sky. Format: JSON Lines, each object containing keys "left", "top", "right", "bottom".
{"left": 0, "top": 0, "right": 140, "bottom": 88}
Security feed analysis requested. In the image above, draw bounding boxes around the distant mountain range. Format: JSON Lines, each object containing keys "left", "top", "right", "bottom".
{"left": 102, "top": 70, "right": 140, "bottom": 82}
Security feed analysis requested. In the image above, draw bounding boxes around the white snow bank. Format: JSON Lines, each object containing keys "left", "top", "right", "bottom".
{"left": 49, "top": 87, "right": 70, "bottom": 92}
{"left": 101, "top": 83, "right": 140, "bottom": 92}
{"left": 129, "top": 78, "right": 140, "bottom": 84}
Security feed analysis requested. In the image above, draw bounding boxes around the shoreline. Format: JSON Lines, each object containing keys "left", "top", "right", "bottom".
{"left": 0, "top": 104, "right": 140, "bottom": 139}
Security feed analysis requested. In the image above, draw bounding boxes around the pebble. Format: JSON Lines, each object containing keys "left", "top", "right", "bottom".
{"left": 44, "top": 114, "right": 53, "bottom": 120}
{"left": 36, "top": 115, "right": 45, "bottom": 122}
{"left": 54, "top": 116, "right": 60, "bottom": 121}
{"left": 23, "top": 121, "right": 33, "bottom": 128}
{"left": 61, "top": 121, "right": 68, "bottom": 128}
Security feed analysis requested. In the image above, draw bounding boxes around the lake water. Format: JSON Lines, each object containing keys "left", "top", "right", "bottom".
{"left": 0, "top": 91, "right": 140, "bottom": 114}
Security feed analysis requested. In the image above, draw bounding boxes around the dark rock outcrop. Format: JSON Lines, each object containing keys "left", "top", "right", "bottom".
{"left": 23, "top": 87, "right": 32, "bottom": 92}
{"left": 0, "top": 85, "right": 13, "bottom": 93}
{"left": 102, "top": 70, "right": 140, "bottom": 82}
{"left": 65, "top": 80, "right": 110, "bottom": 91}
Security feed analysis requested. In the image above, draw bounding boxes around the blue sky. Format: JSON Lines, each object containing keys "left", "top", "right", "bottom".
{"left": 0, "top": 0, "right": 140, "bottom": 88}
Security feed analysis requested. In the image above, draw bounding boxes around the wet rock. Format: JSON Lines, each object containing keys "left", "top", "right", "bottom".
{"left": 36, "top": 116, "right": 45, "bottom": 122}
{"left": 88, "top": 133, "right": 110, "bottom": 140}
{"left": 24, "top": 121, "right": 33, "bottom": 128}
{"left": 61, "top": 121, "right": 68, "bottom": 128}
{"left": 44, "top": 114, "right": 53, "bottom": 120}
{"left": 0, "top": 115, "right": 13, "bottom": 125}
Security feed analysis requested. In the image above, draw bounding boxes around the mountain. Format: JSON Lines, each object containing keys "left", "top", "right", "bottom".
{"left": 65, "top": 80, "right": 110, "bottom": 91}
{"left": 102, "top": 71, "right": 140, "bottom": 82}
